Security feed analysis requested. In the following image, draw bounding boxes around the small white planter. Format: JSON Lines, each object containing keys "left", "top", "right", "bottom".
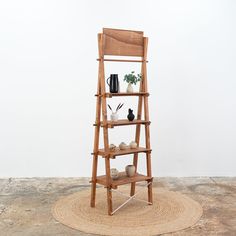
{"left": 126, "top": 83, "right": 133, "bottom": 93}
{"left": 110, "top": 112, "right": 118, "bottom": 121}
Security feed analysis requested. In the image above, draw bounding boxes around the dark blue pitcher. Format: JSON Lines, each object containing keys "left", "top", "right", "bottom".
{"left": 107, "top": 74, "right": 119, "bottom": 93}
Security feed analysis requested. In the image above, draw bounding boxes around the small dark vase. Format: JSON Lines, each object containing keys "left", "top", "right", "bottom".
{"left": 106, "top": 74, "right": 119, "bottom": 93}
{"left": 127, "top": 109, "right": 135, "bottom": 121}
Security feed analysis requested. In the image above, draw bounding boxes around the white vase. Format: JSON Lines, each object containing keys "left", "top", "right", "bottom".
{"left": 125, "top": 165, "right": 136, "bottom": 177}
{"left": 126, "top": 83, "right": 133, "bottom": 93}
{"left": 110, "top": 112, "right": 118, "bottom": 121}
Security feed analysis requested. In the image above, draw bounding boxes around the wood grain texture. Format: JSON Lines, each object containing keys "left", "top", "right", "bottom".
{"left": 130, "top": 52, "right": 145, "bottom": 196}
{"left": 98, "top": 119, "right": 150, "bottom": 128}
{"left": 103, "top": 28, "right": 144, "bottom": 56}
{"left": 96, "top": 172, "right": 152, "bottom": 189}
{"left": 95, "top": 92, "right": 149, "bottom": 97}
{"left": 97, "top": 147, "right": 151, "bottom": 157}
{"left": 97, "top": 58, "right": 148, "bottom": 63}
{"left": 98, "top": 34, "right": 113, "bottom": 215}
{"left": 142, "top": 37, "right": 153, "bottom": 204}
{"left": 90, "top": 34, "right": 103, "bottom": 208}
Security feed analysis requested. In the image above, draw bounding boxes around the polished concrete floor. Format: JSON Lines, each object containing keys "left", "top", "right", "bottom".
{"left": 0, "top": 177, "right": 235, "bottom": 236}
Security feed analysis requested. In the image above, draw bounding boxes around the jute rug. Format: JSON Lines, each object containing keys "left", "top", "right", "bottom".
{"left": 52, "top": 186, "right": 203, "bottom": 236}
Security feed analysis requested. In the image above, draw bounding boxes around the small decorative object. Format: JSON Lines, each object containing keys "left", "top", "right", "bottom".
{"left": 127, "top": 83, "right": 133, "bottom": 93}
{"left": 119, "top": 142, "right": 129, "bottom": 150}
{"left": 110, "top": 168, "right": 119, "bottom": 180}
{"left": 125, "top": 165, "right": 136, "bottom": 177}
{"left": 110, "top": 112, "right": 118, "bottom": 121}
{"left": 114, "top": 146, "right": 120, "bottom": 152}
{"left": 127, "top": 109, "right": 135, "bottom": 121}
{"left": 108, "top": 103, "right": 124, "bottom": 121}
{"left": 129, "top": 141, "right": 138, "bottom": 149}
{"left": 109, "top": 144, "right": 116, "bottom": 151}
{"left": 106, "top": 74, "right": 119, "bottom": 93}
{"left": 124, "top": 71, "right": 142, "bottom": 93}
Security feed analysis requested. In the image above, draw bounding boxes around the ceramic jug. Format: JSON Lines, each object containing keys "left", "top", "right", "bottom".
{"left": 107, "top": 74, "right": 119, "bottom": 93}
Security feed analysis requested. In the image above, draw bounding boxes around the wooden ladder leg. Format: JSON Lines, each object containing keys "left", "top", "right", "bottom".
{"left": 104, "top": 126, "right": 112, "bottom": 215}
{"left": 90, "top": 34, "right": 103, "bottom": 207}
{"left": 98, "top": 33, "right": 113, "bottom": 215}
{"left": 143, "top": 37, "right": 153, "bottom": 204}
{"left": 105, "top": 157, "right": 113, "bottom": 215}
{"left": 90, "top": 36, "right": 102, "bottom": 207}
{"left": 146, "top": 152, "right": 153, "bottom": 204}
{"left": 130, "top": 153, "right": 138, "bottom": 196}
{"left": 130, "top": 73, "right": 144, "bottom": 196}
{"left": 90, "top": 155, "right": 98, "bottom": 207}
{"left": 107, "top": 187, "right": 112, "bottom": 215}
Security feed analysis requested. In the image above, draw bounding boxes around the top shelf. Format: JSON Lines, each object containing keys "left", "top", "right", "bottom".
{"left": 95, "top": 92, "right": 149, "bottom": 97}
{"left": 97, "top": 58, "right": 148, "bottom": 63}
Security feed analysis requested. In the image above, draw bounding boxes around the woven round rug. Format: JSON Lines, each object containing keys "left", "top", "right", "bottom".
{"left": 52, "top": 186, "right": 203, "bottom": 236}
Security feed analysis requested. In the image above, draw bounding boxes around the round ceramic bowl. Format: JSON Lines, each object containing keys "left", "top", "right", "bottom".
{"left": 129, "top": 141, "right": 138, "bottom": 149}
{"left": 119, "top": 142, "right": 129, "bottom": 150}
{"left": 110, "top": 168, "right": 119, "bottom": 180}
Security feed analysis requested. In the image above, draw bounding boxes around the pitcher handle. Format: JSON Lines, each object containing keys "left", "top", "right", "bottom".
{"left": 106, "top": 77, "right": 110, "bottom": 86}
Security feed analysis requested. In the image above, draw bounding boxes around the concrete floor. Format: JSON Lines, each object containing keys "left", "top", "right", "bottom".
{"left": 0, "top": 177, "right": 235, "bottom": 236}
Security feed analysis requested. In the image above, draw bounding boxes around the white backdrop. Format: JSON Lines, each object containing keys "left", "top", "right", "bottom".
{"left": 0, "top": 0, "right": 236, "bottom": 177}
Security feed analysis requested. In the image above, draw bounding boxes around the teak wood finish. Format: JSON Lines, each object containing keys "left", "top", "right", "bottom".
{"left": 90, "top": 28, "right": 153, "bottom": 215}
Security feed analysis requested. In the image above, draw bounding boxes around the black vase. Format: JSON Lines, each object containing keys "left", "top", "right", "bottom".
{"left": 127, "top": 109, "right": 135, "bottom": 121}
{"left": 106, "top": 74, "right": 119, "bottom": 93}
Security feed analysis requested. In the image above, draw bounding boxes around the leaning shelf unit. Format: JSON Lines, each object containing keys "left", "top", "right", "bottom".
{"left": 90, "top": 28, "right": 153, "bottom": 215}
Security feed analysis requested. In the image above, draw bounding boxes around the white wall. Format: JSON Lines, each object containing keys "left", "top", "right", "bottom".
{"left": 0, "top": 0, "right": 235, "bottom": 177}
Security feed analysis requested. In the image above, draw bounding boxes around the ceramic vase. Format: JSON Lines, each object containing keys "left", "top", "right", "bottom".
{"left": 106, "top": 74, "right": 119, "bottom": 93}
{"left": 111, "top": 112, "right": 118, "bottom": 121}
{"left": 125, "top": 165, "right": 136, "bottom": 177}
{"left": 126, "top": 83, "right": 133, "bottom": 93}
{"left": 127, "top": 109, "right": 135, "bottom": 121}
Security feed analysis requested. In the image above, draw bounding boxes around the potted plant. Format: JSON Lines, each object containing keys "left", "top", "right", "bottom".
{"left": 123, "top": 71, "right": 142, "bottom": 93}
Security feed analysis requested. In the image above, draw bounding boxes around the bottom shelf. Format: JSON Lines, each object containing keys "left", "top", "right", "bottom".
{"left": 94, "top": 172, "right": 152, "bottom": 189}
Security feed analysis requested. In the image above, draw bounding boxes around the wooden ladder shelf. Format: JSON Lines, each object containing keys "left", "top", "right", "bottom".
{"left": 90, "top": 28, "right": 153, "bottom": 215}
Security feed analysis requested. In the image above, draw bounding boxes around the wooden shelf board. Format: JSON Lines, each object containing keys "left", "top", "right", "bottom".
{"left": 97, "top": 58, "right": 148, "bottom": 63}
{"left": 97, "top": 147, "right": 151, "bottom": 157}
{"left": 98, "top": 119, "right": 150, "bottom": 128}
{"left": 107, "top": 92, "right": 149, "bottom": 97}
{"left": 95, "top": 172, "right": 152, "bottom": 188}
{"left": 95, "top": 92, "right": 149, "bottom": 97}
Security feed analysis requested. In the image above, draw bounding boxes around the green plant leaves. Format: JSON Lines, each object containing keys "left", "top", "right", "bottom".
{"left": 123, "top": 71, "right": 142, "bottom": 85}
